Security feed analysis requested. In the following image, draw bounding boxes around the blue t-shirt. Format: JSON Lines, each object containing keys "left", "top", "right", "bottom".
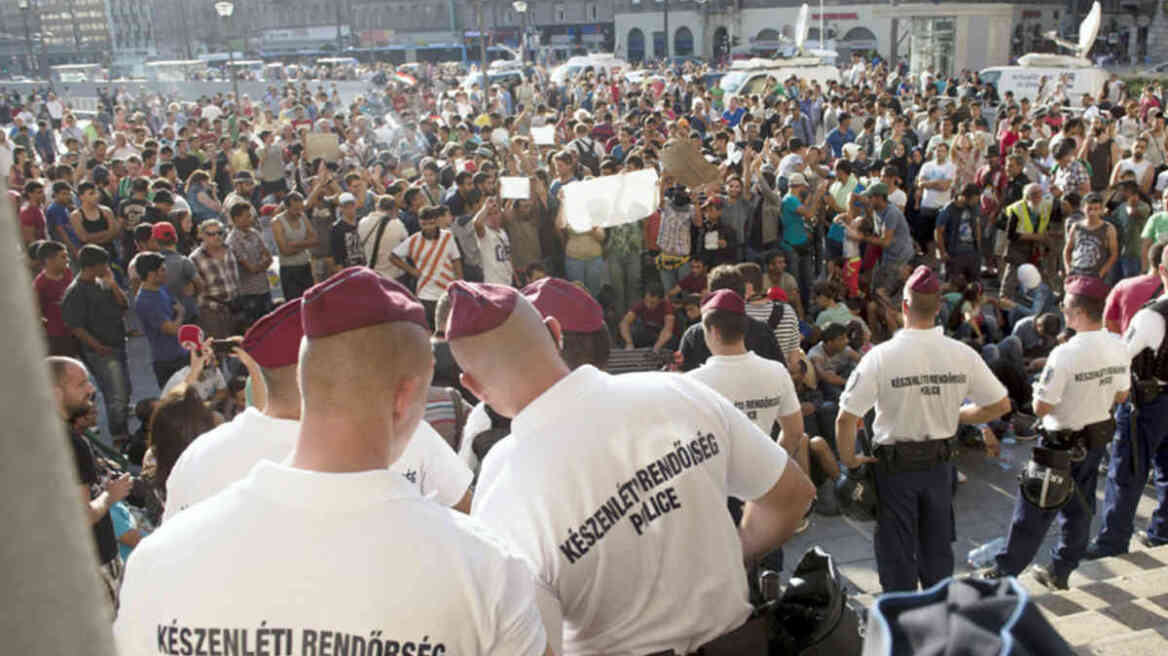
{"left": 780, "top": 194, "right": 809, "bottom": 247}
{"left": 45, "top": 201, "right": 79, "bottom": 247}
{"left": 722, "top": 107, "right": 746, "bottom": 128}
{"left": 109, "top": 501, "right": 136, "bottom": 562}
{"left": 134, "top": 287, "right": 185, "bottom": 362}
{"left": 824, "top": 128, "right": 855, "bottom": 158}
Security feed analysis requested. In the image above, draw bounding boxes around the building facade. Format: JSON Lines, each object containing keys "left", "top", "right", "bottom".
{"left": 613, "top": 1, "right": 1070, "bottom": 75}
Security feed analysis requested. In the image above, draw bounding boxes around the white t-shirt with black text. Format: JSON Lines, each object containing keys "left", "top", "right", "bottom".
{"left": 472, "top": 365, "right": 789, "bottom": 655}
{"left": 116, "top": 461, "right": 547, "bottom": 655}
{"left": 687, "top": 352, "right": 801, "bottom": 436}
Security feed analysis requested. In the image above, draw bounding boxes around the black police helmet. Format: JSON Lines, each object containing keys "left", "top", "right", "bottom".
{"left": 835, "top": 465, "right": 878, "bottom": 522}
{"left": 1019, "top": 446, "right": 1074, "bottom": 510}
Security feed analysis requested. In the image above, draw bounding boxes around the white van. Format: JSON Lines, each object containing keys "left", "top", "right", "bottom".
{"left": 980, "top": 2, "right": 1108, "bottom": 106}
{"left": 719, "top": 58, "right": 841, "bottom": 97}
{"left": 550, "top": 54, "right": 627, "bottom": 85}
{"left": 979, "top": 57, "right": 1108, "bottom": 105}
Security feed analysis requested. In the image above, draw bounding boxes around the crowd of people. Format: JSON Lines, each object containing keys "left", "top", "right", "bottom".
{"left": 20, "top": 49, "right": 1168, "bottom": 653}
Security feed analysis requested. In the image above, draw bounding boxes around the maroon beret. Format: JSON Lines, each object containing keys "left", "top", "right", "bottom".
{"left": 301, "top": 267, "right": 427, "bottom": 338}
{"left": 701, "top": 289, "right": 746, "bottom": 315}
{"left": 1064, "top": 275, "right": 1110, "bottom": 301}
{"left": 520, "top": 277, "right": 605, "bottom": 333}
{"left": 906, "top": 265, "right": 940, "bottom": 294}
{"left": 242, "top": 298, "right": 303, "bottom": 369}
{"left": 445, "top": 281, "right": 519, "bottom": 340}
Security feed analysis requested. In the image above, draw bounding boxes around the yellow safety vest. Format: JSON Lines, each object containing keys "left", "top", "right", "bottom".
{"left": 1005, "top": 199, "right": 1052, "bottom": 235}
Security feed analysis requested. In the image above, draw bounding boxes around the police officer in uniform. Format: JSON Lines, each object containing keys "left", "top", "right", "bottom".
{"left": 1087, "top": 247, "right": 1168, "bottom": 557}
{"left": 115, "top": 269, "right": 551, "bottom": 656}
{"left": 835, "top": 265, "right": 1012, "bottom": 592}
{"left": 458, "top": 277, "right": 612, "bottom": 470}
{"left": 445, "top": 281, "right": 816, "bottom": 655}
{"left": 980, "top": 276, "right": 1129, "bottom": 589}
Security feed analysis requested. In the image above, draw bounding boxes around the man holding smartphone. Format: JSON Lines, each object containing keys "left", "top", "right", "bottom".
{"left": 47, "top": 356, "right": 133, "bottom": 611}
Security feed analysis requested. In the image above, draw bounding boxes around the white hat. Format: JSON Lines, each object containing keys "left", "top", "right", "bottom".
{"left": 1018, "top": 264, "right": 1041, "bottom": 291}
{"left": 788, "top": 173, "right": 809, "bottom": 187}
{"left": 338, "top": 192, "right": 357, "bottom": 205}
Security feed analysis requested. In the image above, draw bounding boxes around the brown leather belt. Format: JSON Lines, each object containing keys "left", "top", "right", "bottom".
{"left": 643, "top": 615, "right": 769, "bottom": 656}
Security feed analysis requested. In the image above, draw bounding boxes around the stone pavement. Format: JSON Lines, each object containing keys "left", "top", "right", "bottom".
{"left": 780, "top": 436, "right": 1168, "bottom": 653}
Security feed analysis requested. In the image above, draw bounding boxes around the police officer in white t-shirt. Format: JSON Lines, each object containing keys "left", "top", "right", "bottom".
{"left": 445, "top": 281, "right": 816, "bottom": 655}
{"left": 163, "top": 296, "right": 473, "bottom": 521}
{"left": 458, "top": 277, "right": 612, "bottom": 472}
{"left": 835, "top": 265, "right": 1012, "bottom": 592}
{"left": 979, "top": 276, "right": 1129, "bottom": 589}
{"left": 117, "top": 268, "right": 549, "bottom": 656}
{"left": 688, "top": 289, "right": 803, "bottom": 454}
{"left": 1087, "top": 247, "right": 1168, "bottom": 558}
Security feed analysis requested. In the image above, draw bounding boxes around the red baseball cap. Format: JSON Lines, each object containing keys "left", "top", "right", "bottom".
{"left": 301, "top": 267, "right": 427, "bottom": 338}
{"left": 151, "top": 222, "right": 178, "bottom": 243}
{"left": 520, "top": 277, "right": 605, "bottom": 333}
{"left": 445, "top": 281, "right": 519, "bottom": 340}
{"left": 243, "top": 298, "right": 303, "bottom": 369}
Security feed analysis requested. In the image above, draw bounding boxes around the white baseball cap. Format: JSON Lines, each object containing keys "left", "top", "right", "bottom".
{"left": 1018, "top": 264, "right": 1041, "bottom": 291}
{"left": 788, "top": 173, "right": 809, "bottom": 187}
{"left": 338, "top": 192, "right": 357, "bottom": 205}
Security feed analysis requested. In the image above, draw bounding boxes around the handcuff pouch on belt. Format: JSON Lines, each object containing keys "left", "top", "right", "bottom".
{"left": 1041, "top": 418, "right": 1116, "bottom": 463}
{"left": 1019, "top": 446, "right": 1074, "bottom": 510}
{"left": 655, "top": 253, "right": 690, "bottom": 271}
{"left": 876, "top": 437, "right": 956, "bottom": 473}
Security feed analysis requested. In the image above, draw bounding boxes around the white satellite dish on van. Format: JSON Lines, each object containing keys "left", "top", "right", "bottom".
{"left": 794, "top": 3, "right": 809, "bottom": 51}
{"left": 1037, "top": 1, "right": 1100, "bottom": 66}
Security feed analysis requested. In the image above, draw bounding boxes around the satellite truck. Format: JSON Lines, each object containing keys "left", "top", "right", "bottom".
{"left": 979, "top": 2, "right": 1109, "bottom": 107}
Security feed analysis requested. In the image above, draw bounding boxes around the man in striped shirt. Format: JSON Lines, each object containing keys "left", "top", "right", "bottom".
{"left": 390, "top": 205, "right": 463, "bottom": 327}
{"left": 738, "top": 262, "right": 800, "bottom": 360}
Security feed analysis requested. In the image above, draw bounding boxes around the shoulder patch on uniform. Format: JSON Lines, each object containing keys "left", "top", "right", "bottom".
{"left": 846, "top": 369, "right": 860, "bottom": 392}
{"left": 1041, "top": 366, "right": 1054, "bottom": 385}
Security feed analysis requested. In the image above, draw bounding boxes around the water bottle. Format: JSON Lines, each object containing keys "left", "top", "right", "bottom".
{"left": 998, "top": 451, "right": 1014, "bottom": 471}
{"left": 967, "top": 536, "right": 1006, "bottom": 569}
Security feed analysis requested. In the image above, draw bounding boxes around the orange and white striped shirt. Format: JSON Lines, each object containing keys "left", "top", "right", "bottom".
{"left": 393, "top": 229, "right": 462, "bottom": 301}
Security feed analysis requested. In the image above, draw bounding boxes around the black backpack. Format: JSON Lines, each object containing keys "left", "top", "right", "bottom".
{"left": 574, "top": 138, "right": 601, "bottom": 177}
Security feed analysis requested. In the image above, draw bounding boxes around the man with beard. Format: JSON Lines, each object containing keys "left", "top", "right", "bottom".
{"left": 390, "top": 205, "right": 464, "bottom": 327}
{"left": 1001, "top": 183, "right": 1064, "bottom": 299}
{"left": 47, "top": 356, "right": 133, "bottom": 610}
{"left": 1109, "top": 135, "right": 1155, "bottom": 195}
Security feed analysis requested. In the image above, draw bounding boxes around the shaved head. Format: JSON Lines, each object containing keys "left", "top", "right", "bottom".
{"left": 449, "top": 296, "right": 569, "bottom": 418}
{"left": 296, "top": 322, "right": 434, "bottom": 468}
{"left": 905, "top": 290, "right": 940, "bottom": 322}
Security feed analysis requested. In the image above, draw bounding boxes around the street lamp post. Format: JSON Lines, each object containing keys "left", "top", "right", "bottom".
{"left": 17, "top": 0, "right": 34, "bottom": 78}
{"left": 476, "top": 0, "right": 487, "bottom": 109}
{"left": 512, "top": 1, "right": 528, "bottom": 64}
{"left": 214, "top": 1, "right": 241, "bottom": 103}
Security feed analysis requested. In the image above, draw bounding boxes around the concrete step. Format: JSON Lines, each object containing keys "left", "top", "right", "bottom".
{"left": 1021, "top": 544, "right": 1168, "bottom": 654}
